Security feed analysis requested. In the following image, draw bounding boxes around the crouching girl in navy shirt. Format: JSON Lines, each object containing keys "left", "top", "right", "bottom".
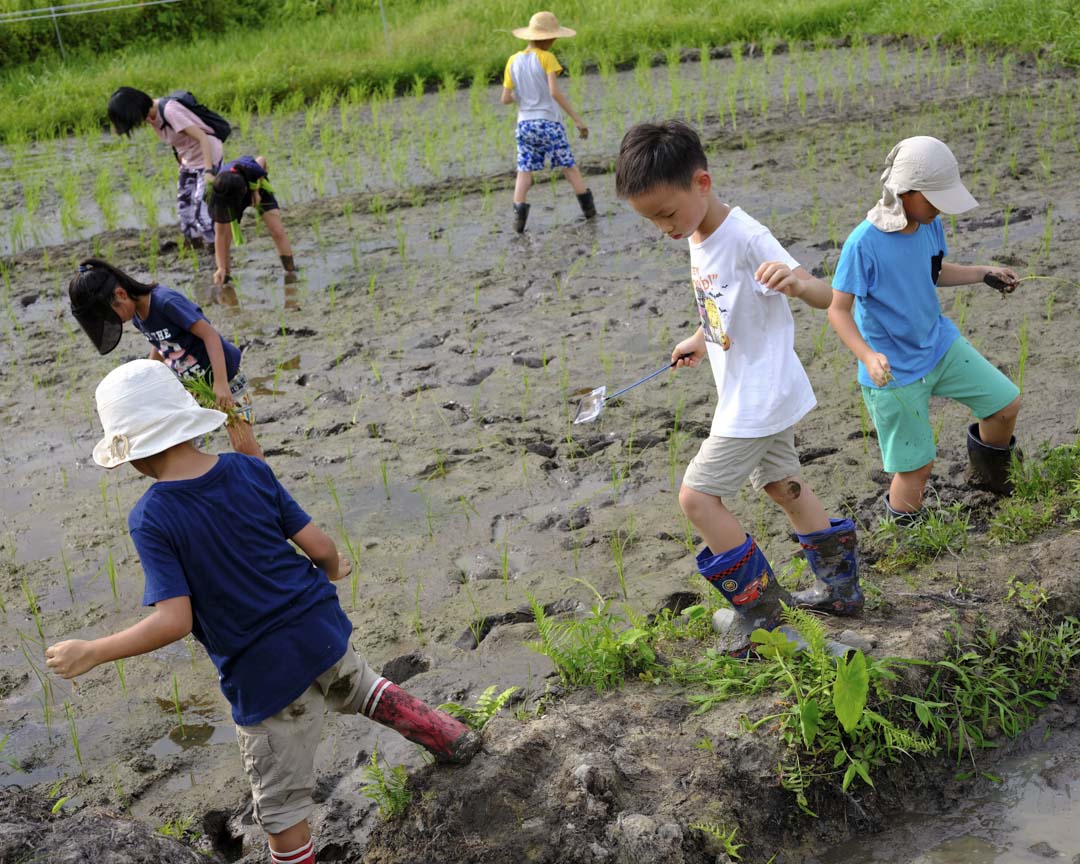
{"left": 68, "top": 258, "right": 263, "bottom": 459}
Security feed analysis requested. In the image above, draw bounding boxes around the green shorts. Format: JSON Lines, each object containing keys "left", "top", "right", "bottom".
{"left": 862, "top": 337, "right": 1020, "bottom": 473}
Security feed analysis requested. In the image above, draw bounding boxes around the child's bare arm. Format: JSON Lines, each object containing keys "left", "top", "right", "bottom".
{"left": 213, "top": 222, "right": 231, "bottom": 285}
{"left": 828, "top": 291, "right": 891, "bottom": 386}
{"left": 188, "top": 318, "right": 233, "bottom": 409}
{"left": 937, "top": 262, "right": 1018, "bottom": 288}
{"left": 45, "top": 596, "right": 192, "bottom": 680}
{"left": 148, "top": 347, "right": 164, "bottom": 362}
{"left": 501, "top": 87, "right": 515, "bottom": 105}
{"left": 547, "top": 73, "right": 588, "bottom": 138}
{"left": 755, "top": 262, "right": 831, "bottom": 309}
{"left": 181, "top": 124, "right": 217, "bottom": 176}
{"left": 292, "top": 521, "right": 350, "bottom": 583}
{"left": 672, "top": 326, "right": 707, "bottom": 368}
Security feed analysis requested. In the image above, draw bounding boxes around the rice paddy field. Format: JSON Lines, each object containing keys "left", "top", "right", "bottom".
{"left": 1, "top": 21, "right": 1080, "bottom": 864}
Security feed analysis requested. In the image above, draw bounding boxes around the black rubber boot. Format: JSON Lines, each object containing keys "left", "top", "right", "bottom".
{"left": 791, "top": 518, "right": 863, "bottom": 616}
{"left": 280, "top": 254, "right": 298, "bottom": 285}
{"left": 576, "top": 189, "right": 597, "bottom": 219}
{"left": 882, "top": 493, "right": 925, "bottom": 527}
{"left": 513, "top": 202, "right": 530, "bottom": 234}
{"left": 965, "top": 423, "right": 1020, "bottom": 494}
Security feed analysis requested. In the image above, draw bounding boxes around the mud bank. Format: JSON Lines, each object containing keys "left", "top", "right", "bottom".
{"left": 1, "top": 43, "right": 1079, "bottom": 863}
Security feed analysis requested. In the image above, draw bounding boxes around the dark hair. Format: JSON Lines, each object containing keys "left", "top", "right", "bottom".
{"left": 209, "top": 170, "right": 250, "bottom": 224}
{"left": 68, "top": 258, "right": 154, "bottom": 310}
{"left": 107, "top": 87, "right": 153, "bottom": 137}
{"left": 615, "top": 120, "right": 709, "bottom": 198}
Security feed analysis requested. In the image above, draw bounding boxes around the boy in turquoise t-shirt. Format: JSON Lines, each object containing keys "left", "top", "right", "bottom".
{"left": 501, "top": 10, "right": 596, "bottom": 233}
{"left": 829, "top": 136, "right": 1022, "bottom": 519}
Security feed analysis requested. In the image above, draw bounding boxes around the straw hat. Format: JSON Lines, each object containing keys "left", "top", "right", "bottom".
{"left": 512, "top": 11, "right": 576, "bottom": 40}
{"left": 92, "top": 359, "right": 226, "bottom": 469}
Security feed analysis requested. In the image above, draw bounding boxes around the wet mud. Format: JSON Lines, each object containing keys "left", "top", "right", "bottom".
{"left": 1, "top": 40, "right": 1079, "bottom": 862}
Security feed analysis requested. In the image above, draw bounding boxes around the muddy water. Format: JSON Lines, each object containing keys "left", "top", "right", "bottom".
{"left": 822, "top": 722, "right": 1080, "bottom": 863}
{"left": 1, "top": 40, "right": 1080, "bottom": 858}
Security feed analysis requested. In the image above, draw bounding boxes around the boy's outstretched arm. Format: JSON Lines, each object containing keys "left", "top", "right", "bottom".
{"left": 937, "top": 262, "right": 1018, "bottom": 288}
{"left": 292, "top": 521, "right": 351, "bottom": 583}
{"left": 500, "top": 87, "right": 515, "bottom": 105}
{"left": 213, "top": 221, "right": 232, "bottom": 285}
{"left": 755, "top": 262, "right": 831, "bottom": 309}
{"left": 547, "top": 74, "right": 588, "bottom": 138}
{"left": 828, "top": 291, "right": 892, "bottom": 386}
{"left": 45, "top": 596, "right": 192, "bottom": 680}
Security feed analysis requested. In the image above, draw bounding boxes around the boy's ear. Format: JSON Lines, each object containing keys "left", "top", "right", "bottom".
{"left": 693, "top": 169, "right": 712, "bottom": 195}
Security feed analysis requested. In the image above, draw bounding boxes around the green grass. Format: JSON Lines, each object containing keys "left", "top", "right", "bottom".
{"left": 3, "top": 0, "right": 1080, "bottom": 141}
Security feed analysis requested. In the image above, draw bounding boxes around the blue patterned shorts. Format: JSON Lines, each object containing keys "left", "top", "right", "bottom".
{"left": 516, "top": 119, "right": 575, "bottom": 172}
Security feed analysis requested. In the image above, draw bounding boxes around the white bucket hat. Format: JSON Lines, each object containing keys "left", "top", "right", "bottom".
{"left": 867, "top": 136, "right": 978, "bottom": 232}
{"left": 512, "top": 11, "right": 576, "bottom": 40}
{"left": 92, "top": 359, "right": 226, "bottom": 469}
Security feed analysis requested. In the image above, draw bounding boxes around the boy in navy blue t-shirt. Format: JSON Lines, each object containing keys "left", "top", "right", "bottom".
{"left": 830, "top": 136, "right": 1021, "bottom": 518}
{"left": 46, "top": 360, "right": 478, "bottom": 864}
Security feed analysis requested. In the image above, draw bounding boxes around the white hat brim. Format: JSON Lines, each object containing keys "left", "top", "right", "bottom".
{"left": 93, "top": 405, "right": 227, "bottom": 469}
{"left": 923, "top": 183, "right": 978, "bottom": 215}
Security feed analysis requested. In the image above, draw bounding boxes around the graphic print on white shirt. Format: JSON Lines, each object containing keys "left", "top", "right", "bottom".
{"left": 692, "top": 266, "right": 732, "bottom": 351}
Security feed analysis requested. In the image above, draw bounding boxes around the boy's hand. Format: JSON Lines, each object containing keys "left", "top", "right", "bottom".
{"left": 755, "top": 261, "right": 802, "bottom": 297}
{"left": 983, "top": 266, "right": 1018, "bottom": 293}
{"left": 672, "top": 331, "right": 706, "bottom": 368}
{"left": 213, "top": 379, "right": 235, "bottom": 411}
{"left": 864, "top": 352, "right": 892, "bottom": 387}
{"left": 212, "top": 268, "right": 230, "bottom": 287}
{"left": 576, "top": 124, "right": 589, "bottom": 140}
{"left": 332, "top": 553, "right": 352, "bottom": 583}
{"left": 45, "top": 639, "right": 99, "bottom": 679}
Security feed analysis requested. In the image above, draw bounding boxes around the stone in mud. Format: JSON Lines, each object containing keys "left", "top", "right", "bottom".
{"left": 458, "top": 367, "right": 494, "bottom": 386}
{"left": 1028, "top": 842, "right": 1061, "bottom": 858}
{"left": 0, "top": 787, "right": 219, "bottom": 863}
{"left": 837, "top": 630, "right": 877, "bottom": 654}
{"left": 526, "top": 441, "right": 557, "bottom": 458}
{"left": 558, "top": 506, "right": 591, "bottom": 531}
{"left": 606, "top": 813, "right": 684, "bottom": 864}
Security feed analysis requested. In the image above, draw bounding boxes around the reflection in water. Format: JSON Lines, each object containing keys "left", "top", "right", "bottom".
{"left": 821, "top": 726, "right": 1080, "bottom": 864}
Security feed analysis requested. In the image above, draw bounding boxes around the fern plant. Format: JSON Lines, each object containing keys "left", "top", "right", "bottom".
{"left": 689, "top": 821, "right": 744, "bottom": 860}
{"left": 439, "top": 684, "right": 519, "bottom": 731}
{"left": 360, "top": 746, "right": 411, "bottom": 819}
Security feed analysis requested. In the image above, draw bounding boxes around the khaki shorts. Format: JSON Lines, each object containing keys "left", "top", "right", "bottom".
{"left": 681, "top": 426, "right": 802, "bottom": 500}
{"left": 234, "top": 647, "right": 384, "bottom": 834}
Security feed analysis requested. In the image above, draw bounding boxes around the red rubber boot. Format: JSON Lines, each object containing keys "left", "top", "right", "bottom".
{"left": 365, "top": 680, "right": 480, "bottom": 764}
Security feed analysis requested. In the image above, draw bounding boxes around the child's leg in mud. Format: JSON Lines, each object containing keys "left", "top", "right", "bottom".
{"left": 889, "top": 462, "right": 934, "bottom": 513}
{"left": 763, "top": 476, "right": 829, "bottom": 535}
{"left": 562, "top": 165, "right": 588, "bottom": 195}
{"left": 514, "top": 170, "right": 533, "bottom": 204}
{"left": 977, "top": 395, "right": 1021, "bottom": 447}
{"left": 679, "top": 486, "right": 745, "bottom": 554}
{"left": 268, "top": 821, "right": 314, "bottom": 863}
{"left": 262, "top": 210, "right": 293, "bottom": 260}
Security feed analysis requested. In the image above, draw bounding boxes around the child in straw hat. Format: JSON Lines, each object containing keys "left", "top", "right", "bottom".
{"left": 501, "top": 10, "right": 596, "bottom": 233}
{"left": 45, "top": 359, "right": 479, "bottom": 864}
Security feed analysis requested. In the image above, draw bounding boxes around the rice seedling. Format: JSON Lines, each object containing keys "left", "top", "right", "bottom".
{"left": 380, "top": 460, "right": 391, "bottom": 500}
{"left": 106, "top": 550, "right": 120, "bottom": 609}
{"left": 172, "top": 673, "right": 186, "bottom": 737}
{"left": 64, "top": 701, "right": 85, "bottom": 779}
{"left": 610, "top": 517, "right": 634, "bottom": 600}
{"left": 1016, "top": 317, "right": 1030, "bottom": 391}
{"left": 21, "top": 578, "right": 44, "bottom": 641}
{"left": 462, "top": 581, "right": 486, "bottom": 649}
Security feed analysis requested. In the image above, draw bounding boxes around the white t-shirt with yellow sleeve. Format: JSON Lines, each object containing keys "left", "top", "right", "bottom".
{"left": 504, "top": 47, "right": 563, "bottom": 123}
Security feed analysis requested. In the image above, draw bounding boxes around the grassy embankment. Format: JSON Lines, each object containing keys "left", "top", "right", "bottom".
{"left": 1, "top": 0, "right": 1078, "bottom": 142}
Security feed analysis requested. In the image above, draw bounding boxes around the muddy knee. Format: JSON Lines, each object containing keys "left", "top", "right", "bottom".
{"left": 763, "top": 476, "right": 803, "bottom": 506}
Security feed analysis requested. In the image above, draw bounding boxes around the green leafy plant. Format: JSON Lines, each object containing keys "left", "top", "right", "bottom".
{"left": 528, "top": 587, "right": 656, "bottom": 693}
{"left": 874, "top": 501, "right": 969, "bottom": 569}
{"left": 690, "top": 821, "right": 745, "bottom": 859}
{"left": 439, "top": 685, "right": 519, "bottom": 731}
{"left": 157, "top": 815, "right": 203, "bottom": 845}
{"left": 360, "top": 746, "right": 411, "bottom": 819}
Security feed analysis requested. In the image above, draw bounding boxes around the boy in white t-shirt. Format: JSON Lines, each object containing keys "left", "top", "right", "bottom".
{"left": 500, "top": 11, "right": 596, "bottom": 233}
{"left": 615, "top": 120, "right": 863, "bottom": 655}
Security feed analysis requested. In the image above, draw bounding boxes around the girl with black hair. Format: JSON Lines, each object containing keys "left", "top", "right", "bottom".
{"left": 107, "top": 86, "right": 222, "bottom": 248}
{"left": 209, "top": 155, "right": 298, "bottom": 292}
{"left": 68, "top": 258, "right": 263, "bottom": 459}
